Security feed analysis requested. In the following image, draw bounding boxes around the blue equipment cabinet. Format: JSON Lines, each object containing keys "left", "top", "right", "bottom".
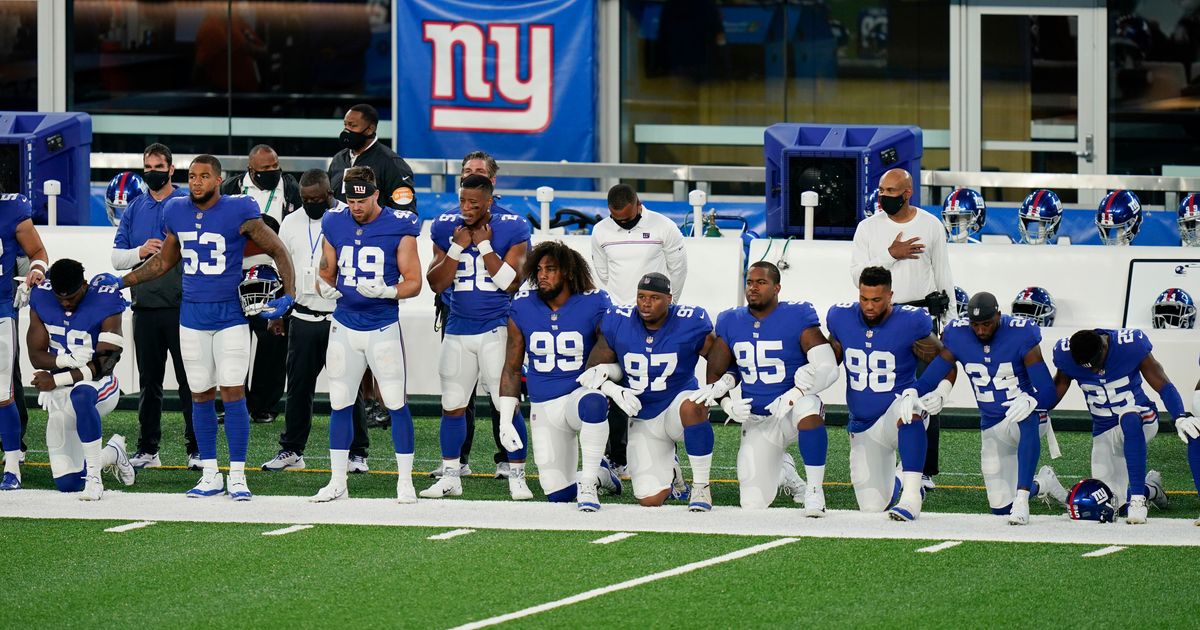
{"left": 0, "top": 112, "right": 92, "bottom": 225}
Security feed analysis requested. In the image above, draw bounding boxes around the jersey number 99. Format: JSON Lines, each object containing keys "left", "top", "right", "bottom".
{"left": 528, "top": 331, "right": 584, "bottom": 372}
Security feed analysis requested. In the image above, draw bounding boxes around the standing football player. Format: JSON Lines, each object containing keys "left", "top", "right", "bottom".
{"left": 26, "top": 260, "right": 135, "bottom": 499}
{"left": 584, "top": 272, "right": 717, "bottom": 511}
{"left": 921, "top": 292, "right": 1067, "bottom": 524}
{"left": 113, "top": 155, "right": 296, "bottom": 501}
{"left": 699, "top": 261, "right": 838, "bottom": 514}
{"left": 310, "top": 166, "right": 422, "bottom": 503}
{"left": 1182, "top": 373, "right": 1200, "bottom": 524}
{"left": 498, "top": 241, "right": 622, "bottom": 510}
{"left": 826, "top": 266, "right": 949, "bottom": 521}
{"left": 1051, "top": 328, "right": 1177, "bottom": 523}
{"left": 0, "top": 188, "right": 49, "bottom": 490}
{"left": 422, "top": 174, "right": 532, "bottom": 500}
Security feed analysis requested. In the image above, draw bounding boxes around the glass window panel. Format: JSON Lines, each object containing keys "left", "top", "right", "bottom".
{"left": 0, "top": 0, "right": 38, "bottom": 111}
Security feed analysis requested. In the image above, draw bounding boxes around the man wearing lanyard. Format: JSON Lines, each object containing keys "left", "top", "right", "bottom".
{"left": 261, "top": 170, "right": 370, "bottom": 471}
{"left": 111, "top": 143, "right": 198, "bottom": 470}
{"left": 220, "top": 144, "right": 301, "bottom": 224}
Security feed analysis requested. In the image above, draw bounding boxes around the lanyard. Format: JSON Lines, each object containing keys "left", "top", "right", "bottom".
{"left": 244, "top": 180, "right": 277, "bottom": 216}
{"left": 307, "top": 219, "right": 323, "bottom": 260}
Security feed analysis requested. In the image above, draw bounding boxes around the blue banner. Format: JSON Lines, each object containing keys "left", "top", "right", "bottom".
{"left": 395, "top": 0, "right": 596, "bottom": 175}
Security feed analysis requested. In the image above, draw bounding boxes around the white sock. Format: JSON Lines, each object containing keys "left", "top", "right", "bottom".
{"left": 82, "top": 439, "right": 103, "bottom": 477}
{"left": 228, "top": 461, "right": 245, "bottom": 475}
{"left": 202, "top": 458, "right": 218, "bottom": 476}
{"left": 1015, "top": 488, "right": 1030, "bottom": 503}
{"left": 330, "top": 449, "right": 349, "bottom": 485}
{"left": 101, "top": 444, "right": 118, "bottom": 468}
{"left": 900, "top": 471, "right": 924, "bottom": 504}
{"left": 508, "top": 461, "right": 525, "bottom": 475}
{"left": 689, "top": 453, "right": 712, "bottom": 485}
{"left": 805, "top": 465, "right": 825, "bottom": 490}
{"left": 3, "top": 450, "right": 20, "bottom": 476}
{"left": 395, "top": 453, "right": 413, "bottom": 481}
{"left": 579, "top": 422, "right": 609, "bottom": 484}
{"left": 441, "top": 458, "right": 460, "bottom": 475}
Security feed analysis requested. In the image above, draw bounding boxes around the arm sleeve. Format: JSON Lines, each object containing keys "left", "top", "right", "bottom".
{"left": 914, "top": 355, "right": 955, "bottom": 395}
{"left": 1027, "top": 359, "right": 1058, "bottom": 409}
{"left": 849, "top": 222, "right": 896, "bottom": 288}
{"left": 111, "top": 248, "right": 142, "bottom": 270}
{"left": 662, "top": 219, "right": 688, "bottom": 302}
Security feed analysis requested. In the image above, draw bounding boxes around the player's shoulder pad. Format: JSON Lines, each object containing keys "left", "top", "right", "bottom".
{"left": 607, "top": 304, "right": 637, "bottom": 320}
{"left": 0, "top": 192, "right": 33, "bottom": 221}
{"left": 387, "top": 208, "right": 421, "bottom": 235}
{"left": 947, "top": 316, "right": 970, "bottom": 329}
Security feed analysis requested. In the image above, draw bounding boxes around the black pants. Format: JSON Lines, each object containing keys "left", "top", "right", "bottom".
{"left": 460, "top": 389, "right": 504, "bottom": 465}
{"left": 133, "top": 308, "right": 196, "bottom": 455}
{"left": 605, "top": 405, "right": 628, "bottom": 467}
{"left": 7, "top": 329, "right": 29, "bottom": 452}
{"left": 279, "top": 317, "right": 368, "bottom": 457}
{"left": 247, "top": 314, "right": 288, "bottom": 417}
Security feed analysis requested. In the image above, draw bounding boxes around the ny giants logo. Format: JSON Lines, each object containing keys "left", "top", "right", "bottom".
{"left": 423, "top": 22, "right": 553, "bottom": 133}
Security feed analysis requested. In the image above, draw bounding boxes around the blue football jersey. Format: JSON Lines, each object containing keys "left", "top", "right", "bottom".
{"left": 1053, "top": 329, "right": 1157, "bottom": 436}
{"left": 826, "top": 303, "right": 933, "bottom": 432}
{"left": 942, "top": 314, "right": 1042, "bottom": 430}
{"left": 715, "top": 301, "right": 821, "bottom": 416}
{"left": 163, "top": 194, "right": 260, "bottom": 303}
{"left": 0, "top": 193, "right": 33, "bottom": 319}
{"left": 30, "top": 275, "right": 128, "bottom": 360}
{"left": 601, "top": 304, "right": 712, "bottom": 420}
{"left": 431, "top": 209, "right": 532, "bottom": 335}
{"left": 511, "top": 288, "right": 611, "bottom": 403}
{"left": 323, "top": 206, "right": 421, "bottom": 331}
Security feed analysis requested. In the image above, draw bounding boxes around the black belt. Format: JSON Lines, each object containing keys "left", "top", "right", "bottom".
{"left": 293, "top": 304, "right": 332, "bottom": 317}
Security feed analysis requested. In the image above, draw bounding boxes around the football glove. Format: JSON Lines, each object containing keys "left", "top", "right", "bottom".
{"left": 918, "top": 380, "right": 953, "bottom": 416}
{"left": 497, "top": 396, "right": 523, "bottom": 452}
{"left": 600, "top": 380, "right": 642, "bottom": 417}
{"left": 55, "top": 350, "right": 93, "bottom": 370}
{"left": 577, "top": 364, "right": 620, "bottom": 390}
{"left": 766, "top": 388, "right": 806, "bottom": 422}
{"left": 1000, "top": 393, "right": 1038, "bottom": 428}
{"left": 896, "top": 388, "right": 924, "bottom": 424}
{"left": 687, "top": 373, "right": 736, "bottom": 406}
{"left": 355, "top": 278, "right": 398, "bottom": 300}
{"left": 719, "top": 395, "right": 753, "bottom": 424}
{"left": 1177, "top": 413, "right": 1200, "bottom": 443}
{"left": 259, "top": 294, "right": 294, "bottom": 320}
{"left": 316, "top": 278, "right": 342, "bottom": 301}
{"left": 12, "top": 283, "right": 29, "bottom": 309}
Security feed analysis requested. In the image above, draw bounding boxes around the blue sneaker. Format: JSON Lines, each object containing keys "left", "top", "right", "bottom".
{"left": 0, "top": 472, "right": 20, "bottom": 490}
{"left": 598, "top": 457, "right": 623, "bottom": 496}
{"left": 227, "top": 473, "right": 252, "bottom": 501}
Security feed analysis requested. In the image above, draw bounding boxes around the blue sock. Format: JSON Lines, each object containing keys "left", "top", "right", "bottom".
{"left": 193, "top": 400, "right": 218, "bottom": 460}
{"left": 507, "top": 410, "right": 528, "bottom": 461}
{"left": 682, "top": 422, "right": 714, "bottom": 456}
{"left": 1016, "top": 416, "right": 1040, "bottom": 491}
{"left": 897, "top": 422, "right": 927, "bottom": 473}
{"left": 1119, "top": 413, "right": 1147, "bottom": 499}
{"left": 70, "top": 387, "right": 101, "bottom": 443}
{"left": 329, "top": 407, "right": 354, "bottom": 450}
{"left": 547, "top": 485, "right": 577, "bottom": 503}
{"left": 797, "top": 425, "right": 827, "bottom": 466}
{"left": 1188, "top": 437, "right": 1200, "bottom": 499}
{"left": 0, "top": 403, "right": 20, "bottom": 453}
{"left": 390, "top": 406, "right": 414, "bottom": 454}
{"left": 53, "top": 469, "right": 86, "bottom": 492}
{"left": 990, "top": 504, "right": 1013, "bottom": 515}
{"left": 223, "top": 398, "right": 251, "bottom": 463}
{"left": 440, "top": 415, "right": 466, "bottom": 459}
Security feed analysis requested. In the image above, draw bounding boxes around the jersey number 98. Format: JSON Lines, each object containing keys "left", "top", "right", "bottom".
{"left": 843, "top": 348, "right": 895, "bottom": 392}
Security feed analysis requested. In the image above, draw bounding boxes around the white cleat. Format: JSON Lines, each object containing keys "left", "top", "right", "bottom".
{"left": 1126, "top": 495, "right": 1148, "bottom": 524}
{"left": 1008, "top": 492, "right": 1030, "bottom": 526}
{"left": 888, "top": 498, "right": 922, "bottom": 522}
{"left": 419, "top": 472, "right": 462, "bottom": 499}
{"left": 577, "top": 482, "right": 600, "bottom": 512}
{"left": 494, "top": 462, "right": 511, "bottom": 479}
{"left": 227, "top": 472, "right": 252, "bottom": 501}
{"left": 105, "top": 435, "right": 136, "bottom": 486}
{"left": 79, "top": 473, "right": 103, "bottom": 501}
{"left": 1034, "top": 465, "right": 1068, "bottom": 507}
{"left": 688, "top": 483, "right": 712, "bottom": 512}
{"left": 778, "top": 452, "right": 807, "bottom": 504}
{"left": 186, "top": 471, "right": 224, "bottom": 498}
{"left": 310, "top": 483, "right": 349, "bottom": 503}
{"left": 508, "top": 467, "right": 533, "bottom": 501}
{"left": 803, "top": 484, "right": 826, "bottom": 518}
{"left": 396, "top": 477, "right": 417, "bottom": 504}
{"left": 1145, "top": 470, "right": 1169, "bottom": 509}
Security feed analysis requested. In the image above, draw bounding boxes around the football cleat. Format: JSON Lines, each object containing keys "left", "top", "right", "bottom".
{"left": 1008, "top": 491, "right": 1030, "bottom": 526}
{"left": 0, "top": 472, "right": 20, "bottom": 490}
{"left": 778, "top": 452, "right": 806, "bottom": 504}
{"left": 888, "top": 498, "right": 922, "bottom": 522}
{"left": 227, "top": 472, "right": 252, "bottom": 501}
{"left": 921, "top": 475, "right": 936, "bottom": 491}
{"left": 688, "top": 483, "right": 712, "bottom": 512}
{"left": 310, "top": 483, "right": 349, "bottom": 503}
{"left": 577, "top": 482, "right": 600, "bottom": 512}
{"left": 129, "top": 451, "right": 161, "bottom": 469}
{"left": 1126, "top": 495, "right": 1148, "bottom": 524}
{"left": 348, "top": 455, "right": 369, "bottom": 474}
{"left": 262, "top": 450, "right": 306, "bottom": 471}
{"left": 187, "top": 471, "right": 224, "bottom": 498}
{"left": 396, "top": 477, "right": 417, "bottom": 504}
{"left": 429, "top": 463, "right": 471, "bottom": 478}
{"left": 80, "top": 473, "right": 104, "bottom": 501}
{"left": 187, "top": 452, "right": 202, "bottom": 471}
{"left": 106, "top": 435, "right": 136, "bottom": 486}
{"left": 1034, "top": 465, "right": 1069, "bottom": 507}
{"left": 612, "top": 464, "right": 630, "bottom": 481}
{"left": 1145, "top": 470, "right": 1169, "bottom": 509}
{"left": 803, "top": 484, "right": 826, "bottom": 518}
{"left": 420, "top": 471, "right": 463, "bottom": 498}
{"left": 598, "top": 457, "right": 623, "bottom": 496}
{"left": 508, "top": 467, "right": 533, "bottom": 501}
{"left": 494, "top": 462, "right": 511, "bottom": 479}
{"left": 670, "top": 456, "right": 690, "bottom": 502}
{"left": 17, "top": 450, "right": 24, "bottom": 464}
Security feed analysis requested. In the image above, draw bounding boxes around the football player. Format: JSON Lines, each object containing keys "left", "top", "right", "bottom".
{"left": 113, "top": 155, "right": 296, "bottom": 501}
{"left": 1183, "top": 373, "right": 1200, "bottom": 524}
{"left": 584, "top": 272, "right": 717, "bottom": 511}
{"left": 310, "top": 166, "right": 422, "bottom": 503}
{"left": 826, "top": 266, "right": 949, "bottom": 521}
{"left": 920, "top": 292, "right": 1067, "bottom": 525}
{"left": 423, "top": 174, "right": 532, "bottom": 500}
{"left": 499, "top": 241, "right": 622, "bottom": 510}
{"left": 700, "top": 261, "right": 838, "bottom": 514}
{"left": 0, "top": 188, "right": 49, "bottom": 491}
{"left": 26, "top": 260, "right": 134, "bottom": 499}
{"left": 1051, "top": 328, "right": 1177, "bottom": 523}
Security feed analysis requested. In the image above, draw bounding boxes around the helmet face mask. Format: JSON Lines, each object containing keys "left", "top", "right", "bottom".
{"left": 1067, "top": 478, "right": 1117, "bottom": 523}
{"left": 1177, "top": 193, "right": 1200, "bottom": 247}
{"left": 1096, "top": 190, "right": 1142, "bottom": 246}
{"left": 1151, "top": 288, "right": 1197, "bottom": 329}
{"left": 104, "top": 171, "right": 147, "bottom": 227}
{"left": 1011, "top": 286, "right": 1056, "bottom": 327}
{"left": 954, "top": 286, "right": 970, "bottom": 318}
{"left": 1018, "top": 189, "right": 1063, "bottom": 245}
{"left": 941, "top": 188, "right": 986, "bottom": 243}
{"left": 240, "top": 265, "right": 283, "bottom": 316}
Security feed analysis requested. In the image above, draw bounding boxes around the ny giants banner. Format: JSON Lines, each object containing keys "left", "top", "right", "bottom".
{"left": 395, "top": 0, "right": 596, "bottom": 167}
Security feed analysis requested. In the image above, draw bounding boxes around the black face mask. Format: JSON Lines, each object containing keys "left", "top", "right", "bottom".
{"left": 252, "top": 169, "right": 282, "bottom": 191}
{"left": 339, "top": 129, "right": 371, "bottom": 151}
{"left": 613, "top": 213, "right": 642, "bottom": 230}
{"left": 879, "top": 194, "right": 906, "bottom": 216}
{"left": 303, "top": 199, "right": 329, "bottom": 220}
{"left": 143, "top": 170, "right": 170, "bottom": 191}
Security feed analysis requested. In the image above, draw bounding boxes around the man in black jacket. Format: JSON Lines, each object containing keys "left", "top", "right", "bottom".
{"left": 328, "top": 103, "right": 417, "bottom": 212}
{"left": 219, "top": 144, "right": 302, "bottom": 224}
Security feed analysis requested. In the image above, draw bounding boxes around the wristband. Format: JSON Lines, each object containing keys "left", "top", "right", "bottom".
{"left": 446, "top": 242, "right": 465, "bottom": 261}
{"left": 476, "top": 240, "right": 494, "bottom": 257}
{"left": 79, "top": 365, "right": 94, "bottom": 382}
{"left": 492, "top": 262, "right": 517, "bottom": 290}
{"left": 30, "top": 260, "right": 47, "bottom": 273}
{"left": 53, "top": 371, "right": 74, "bottom": 388}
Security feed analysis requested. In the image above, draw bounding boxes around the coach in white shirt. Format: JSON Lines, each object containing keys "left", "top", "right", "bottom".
{"left": 591, "top": 184, "right": 688, "bottom": 305}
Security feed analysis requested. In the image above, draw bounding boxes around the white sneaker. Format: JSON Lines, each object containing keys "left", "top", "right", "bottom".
{"left": 508, "top": 467, "right": 533, "bottom": 501}
{"left": 1126, "top": 495, "right": 1148, "bottom": 524}
{"left": 670, "top": 457, "right": 690, "bottom": 502}
{"left": 577, "top": 482, "right": 600, "bottom": 512}
{"left": 129, "top": 450, "right": 161, "bottom": 469}
{"left": 597, "top": 457, "right": 623, "bottom": 496}
{"left": 778, "top": 452, "right": 806, "bottom": 504}
{"left": 262, "top": 450, "right": 305, "bottom": 471}
{"left": 613, "top": 464, "right": 629, "bottom": 481}
{"left": 17, "top": 450, "right": 25, "bottom": 464}
{"left": 1145, "top": 470, "right": 1169, "bottom": 509}
{"left": 803, "top": 484, "right": 826, "bottom": 518}
{"left": 227, "top": 472, "right": 252, "bottom": 501}
{"left": 1034, "top": 465, "right": 1068, "bottom": 507}
{"left": 688, "top": 483, "right": 712, "bottom": 512}
{"left": 429, "top": 463, "right": 471, "bottom": 478}
{"left": 494, "top": 462, "right": 511, "bottom": 479}
{"left": 310, "top": 482, "right": 349, "bottom": 502}
{"left": 420, "top": 471, "right": 463, "bottom": 498}
{"left": 106, "top": 435, "right": 136, "bottom": 486}
{"left": 348, "top": 455, "right": 369, "bottom": 474}
{"left": 1008, "top": 491, "right": 1030, "bottom": 526}
{"left": 187, "top": 452, "right": 202, "bottom": 471}
{"left": 888, "top": 497, "right": 922, "bottom": 521}
{"left": 396, "top": 477, "right": 416, "bottom": 504}
{"left": 79, "top": 473, "right": 103, "bottom": 501}
{"left": 187, "top": 471, "right": 224, "bottom": 498}
{"left": 921, "top": 475, "right": 936, "bottom": 491}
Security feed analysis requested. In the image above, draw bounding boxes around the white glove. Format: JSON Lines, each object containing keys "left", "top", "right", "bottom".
{"left": 355, "top": 278, "right": 398, "bottom": 300}
{"left": 719, "top": 395, "right": 753, "bottom": 424}
{"left": 687, "top": 373, "right": 736, "bottom": 406}
{"left": 12, "top": 283, "right": 30, "bottom": 309}
{"left": 1001, "top": 393, "right": 1038, "bottom": 427}
{"left": 600, "top": 380, "right": 642, "bottom": 417}
{"left": 1177, "top": 413, "right": 1200, "bottom": 443}
{"left": 497, "top": 396, "right": 523, "bottom": 451}
{"left": 316, "top": 278, "right": 342, "bottom": 300}
{"left": 896, "top": 388, "right": 924, "bottom": 424}
{"left": 793, "top": 365, "right": 817, "bottom": 394}
{"left": 37, "top": 390, "right": 53, "bottom": 411}
{"left": 55, "top": 351, "right": 92, "bottom": 370}
{"left": 918, "top": 380, "right": 953, "bottom": 416}
{"left": 576, "top": 363, "right": 620, "bottom": 390}
{"left": 766, "top": 388, "right": 806, "bottom": 421}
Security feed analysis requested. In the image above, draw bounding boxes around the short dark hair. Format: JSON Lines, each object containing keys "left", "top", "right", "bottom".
{"left": 143, "top": 143, "right": 173, "bottom": 166}
{"left": 460, "top": 173, "right": 494, "bottom": 197}
{"left": 299, "top": 168, "right": 329, "bottom": 188}
{"left": 190, "top": 154, "right": 222, "bottom": 174}
{"left": 461, "top": 150, "right": 499, "bottom": 178}
{"left": 523, "top": 241, "right": 595, "bottom": 295}
{"left": 748, "top": 261, "right": 781, "bottom": 284}
{"left": 48, "top": 259, "right": 85, "bottom": 295}
{"left": 349, "top": 103, "right": 379, "bottom": 127}
{"left": 858, "top": 266, "right": 892, "bottom": 288}
{"left": 1069, "top": 330, "right": 1104, "bottom": 366}
{"left": 607, "top": 184, "right": 638, "bottom": 210}
{"left": 248, "top": 144, "right": 276, "bottom": 159}
{"left": 344, "top": 165, "right": 376, "bottom": 184}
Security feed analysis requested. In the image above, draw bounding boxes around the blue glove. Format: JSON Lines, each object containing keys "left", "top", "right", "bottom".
{"left": 259, "top": 294, "right": 294, "bottom": 320}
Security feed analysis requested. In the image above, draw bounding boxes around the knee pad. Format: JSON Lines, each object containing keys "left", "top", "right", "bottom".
{"left": 328, "top": 381, "right": 355, "bottom": 411}
{"left": 546, "top": 485, "right": 577, "bottom": 503}
{"left": 578, "top": 392, "right": 608, "bottom": 424}
{"left": 376, "top": 378, "right": 407, "bottom": 411}
{"left": 54, "top": 471, "right": 86, "bottom": 493}
{"left": 69, "top": 385, "right": 98, "bottom": 413}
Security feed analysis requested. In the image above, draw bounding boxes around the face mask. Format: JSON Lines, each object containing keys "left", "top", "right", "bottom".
{"left": 303, "top": 200, "right": 329, "bottom": 220}
{"left": 880, "top": 194, "right": 905, "bottom": 215}
{"left": 339, "top": 129, "right": 370, "bottom": 151}
{"left": 143, "top": 170, "right": 170, "bottom": 191}
{"left": 613, "top": 213, "right": 642, "bottom": 230}
{"left": 252, "top": 169, "right": 282, "bottom": 191}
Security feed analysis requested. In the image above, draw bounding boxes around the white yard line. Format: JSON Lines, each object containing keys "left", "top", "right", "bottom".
{"left": 262, "top": 524, "right": 313, "bottom": 536}
{"left": 428, "top": 528, "right": 475, "bottom": 540}
{"left": 591, "top": 532, "right": 637, "bottom": 545}
{"left": 916, "top": 540, "right": 963, "bottom": 553}
{"left": 103, "top": 520, "right": 155, "bottom": 533}
{"left": 1081, "top": 545, "right": 1126, "bottom": 557}
{"left": 449, "top": 537, "right": 799, "bottom": 630}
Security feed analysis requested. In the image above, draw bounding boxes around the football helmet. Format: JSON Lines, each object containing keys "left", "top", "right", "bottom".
{"left": 239, "top": 264, "right": 283, "bottom": 316}
{"left": 941, "top": 188, "right": 986, "bottom": 243}
{"left": 1011, "top": 287, "right": 1056, "bottom": 327}
{"left": 954, "top": 286, "right": 969, "bottom": 318}
{"left": 1017, "top": 189, "right": 1063, "bottom": 244}
{"left": 104, "top": 171, "right": 147, "bottom": 227}
{"left": 1067, "top": 478, "right": 1117, "bottom": 523}
{"left": 863, "top": 189, "right": 883, "bottom": 219}
{"left": 1096, "top": 189, "right": 1143, "bottom": 246}
{"left": 1151, "top": 287, "right": 1197, "bottom": 329}
{"left": 1177, "top": 193, "right": 1200, "bottom": 247}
